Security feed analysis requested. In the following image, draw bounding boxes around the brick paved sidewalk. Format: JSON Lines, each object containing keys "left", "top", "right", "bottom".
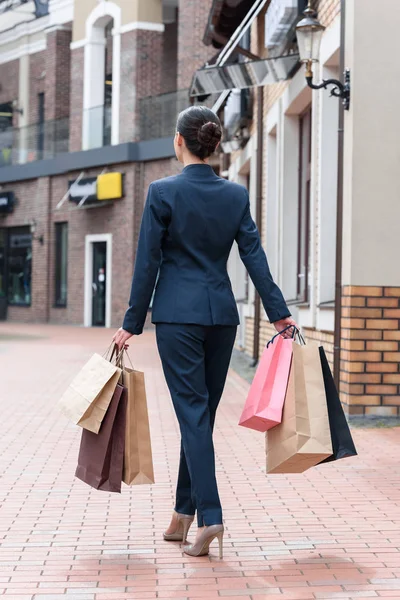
{"left": 1, "top": 324, "right": 400, "bottom": 600}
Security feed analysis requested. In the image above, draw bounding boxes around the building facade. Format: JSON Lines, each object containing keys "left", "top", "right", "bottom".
{"left": 194, "top": 0, "right": 400, "bottom": 417}
{"left": 0, "top": 0, "right": 215, "bottom": 328}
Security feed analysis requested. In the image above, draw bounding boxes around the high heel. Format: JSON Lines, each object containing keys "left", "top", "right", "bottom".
{"left": 163, "top": 511, "right": 194, "bottom": 543}
{"left": 183, "top": 524, "right": 224, "bottom": 558}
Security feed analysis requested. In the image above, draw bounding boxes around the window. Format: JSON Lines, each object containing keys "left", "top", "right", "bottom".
{"left": 0, "top": 228, "right": 6, "bottom": 300}
{"left": 297, "top": 106, "right": 312, "bottom": 303}
{"left": 55, "top": 222, "right": 68, "bottom": 307}
{"left": 0, "top": 102, "right": 14, "bottom": 167}
{"left": 7, "top": 227, "right": 32, "bottom": 306}
{"left": 37, "top": 92, "right": 45, "bottom": 160}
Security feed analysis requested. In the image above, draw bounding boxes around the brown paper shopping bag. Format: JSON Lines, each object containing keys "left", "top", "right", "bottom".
{"left": 58, "top": 353, "right": 121, "bottom": 434}
{"left": 75, "top": 383, "right": 127, "bottom": 493}
{"left": 266, "top": 341, "right": 332, "bottom": 474}
{"left": 122, "top": 366, "right": 155, "bottom": 485}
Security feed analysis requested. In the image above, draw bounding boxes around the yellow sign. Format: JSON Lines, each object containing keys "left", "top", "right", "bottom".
{"left": 97, "top": 172, "right": 123, "bottom": 201}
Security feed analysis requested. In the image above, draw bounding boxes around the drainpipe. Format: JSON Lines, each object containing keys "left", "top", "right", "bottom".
{"left": 333, "top": 0, "right": 345, "bottom": 390}
{"left": 252, "top": 85, "right": 264, "bottom": 365}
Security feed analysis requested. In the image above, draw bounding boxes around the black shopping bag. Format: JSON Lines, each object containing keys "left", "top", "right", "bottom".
{"left": 318, "top": 346, "right": 357, "bottom": 464}
{"left": 75, "top": 383, "right": 127, "bottom": 492}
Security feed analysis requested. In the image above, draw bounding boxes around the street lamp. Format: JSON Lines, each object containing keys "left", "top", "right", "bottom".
{"left": 30, "top": 219, "right": 44, "bottom": 245}
{"left": 296, "top": 2, "right": 350, "bottom": 110}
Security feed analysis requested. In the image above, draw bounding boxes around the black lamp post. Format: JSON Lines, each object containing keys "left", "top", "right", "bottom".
{"left": 296, "top": 2, "right": 350, "bottom": 110}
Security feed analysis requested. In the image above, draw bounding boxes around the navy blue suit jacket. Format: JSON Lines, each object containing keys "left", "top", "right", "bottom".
{"left": 123, "top": 163, "right": 290, "bottom": 334}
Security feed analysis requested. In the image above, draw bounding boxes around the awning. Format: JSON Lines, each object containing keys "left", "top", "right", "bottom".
{"left": 190, "top": 53, "right": 299, "bottom": 97}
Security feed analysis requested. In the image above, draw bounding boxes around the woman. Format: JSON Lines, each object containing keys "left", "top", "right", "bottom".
{"left": 113, "top": 106, "right": 297, "bottom": 559}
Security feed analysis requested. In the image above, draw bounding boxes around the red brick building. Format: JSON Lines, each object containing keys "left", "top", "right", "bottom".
{"left": 0, "top": 0, "right": 215, "bottom": 328}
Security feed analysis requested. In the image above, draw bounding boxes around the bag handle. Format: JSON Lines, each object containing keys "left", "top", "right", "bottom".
{"left": 267, "top": 325, "right": 306, "bottom": 348}
{"left": 267, "top": 325, "right": 296, "bottom": 348}
{"left": 110, "top": 344, "right": 135, "bottom": 370}
{"left": 110, "top": 343, "right": 125, "bottom": 367}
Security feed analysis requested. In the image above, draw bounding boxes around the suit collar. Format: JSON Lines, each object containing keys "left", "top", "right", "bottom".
{"left": 181, "top": 163, "right": 217, "bottom": 178}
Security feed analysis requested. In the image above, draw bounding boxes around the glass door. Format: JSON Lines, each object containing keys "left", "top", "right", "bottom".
{"left": 91, "top": 241, "right": 107, "bottom": 327}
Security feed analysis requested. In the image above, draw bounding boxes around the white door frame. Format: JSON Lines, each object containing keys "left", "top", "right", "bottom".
{"left": 84, "top": 233, "right": 113, "bottom": 328}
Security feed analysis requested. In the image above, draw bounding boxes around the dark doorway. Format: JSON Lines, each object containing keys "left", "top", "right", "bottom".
{"left": 92, "top": 242, "right": 107, "bottom": 327}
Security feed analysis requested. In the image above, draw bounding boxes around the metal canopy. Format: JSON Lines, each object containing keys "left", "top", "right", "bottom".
{"left": 190, "top": 53, "right": 299, "bottom": 97}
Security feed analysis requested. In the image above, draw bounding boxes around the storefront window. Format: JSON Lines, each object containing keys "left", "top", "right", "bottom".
{"left": 55, "top": 222, "right": 68, "bottom": 307}
{"left": 8, "top": 227, "right": 32, "bottom": 306}
{"left": 0, "top": 229, "right": 6, "bottom": 299}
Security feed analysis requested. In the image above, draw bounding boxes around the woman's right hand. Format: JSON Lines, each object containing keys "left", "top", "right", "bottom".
{"left": 112, "top": 328, "right": 133, "bottom": 351}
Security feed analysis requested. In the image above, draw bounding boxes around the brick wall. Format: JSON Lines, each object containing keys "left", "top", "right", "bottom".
{"left": 28, "top": 52, "right": 46, "bottom": 126}
{"left": 177, "top": 0, "right": 215, "bottom": 90}
{"left": 69, "top": 48, "right": 84, "bottom": 152}
{"left": 45, "top": 27, "right": 72, "bottom": 121}
{"left": 341, "top": 286, "right": 400, "bottom": 416}
{"left": 4, "top": 177, "right": 51, "bottom": 324}
{"left": 120, "top": 29, "right": 163, "bottom": 143}
{"left": 317, "top": 0, "right": 340, "bottom": 27}
{"left": 0, "top": 60, "right": 19, "bottom": 126}
{"left": 162, "top": 20, "right": 178, "bottom": 94}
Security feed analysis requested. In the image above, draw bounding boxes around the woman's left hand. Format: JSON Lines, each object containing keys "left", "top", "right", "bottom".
{"left": 112, "top": 328, "right": 133, "bottom": 350}
{"left": 273, "top": 317, "right": 299, "bottom": 339}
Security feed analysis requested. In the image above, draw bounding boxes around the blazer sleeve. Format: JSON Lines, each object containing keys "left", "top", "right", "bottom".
{"left": 122, "top": 182, "right": 170, "bottom": 335}
{"left": 235, "top": 193, "right": 291, "bottom": 323}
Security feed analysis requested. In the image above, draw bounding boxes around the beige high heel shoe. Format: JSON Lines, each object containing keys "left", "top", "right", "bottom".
{"left": 163, "top": 511, "right": 194, "bottom": 543}
{"left": 183, "top": 524, "right": 224, "bottom": 559}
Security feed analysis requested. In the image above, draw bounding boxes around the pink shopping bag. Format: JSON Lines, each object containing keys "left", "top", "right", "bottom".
{"left": 239, "top": 334, "right": 293, "bottom": 432}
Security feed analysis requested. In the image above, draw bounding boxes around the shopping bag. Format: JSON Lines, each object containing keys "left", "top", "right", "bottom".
{"left": 75, "top": 383, "right": 127, "bottom": 493}
{"left": 266, "top": 341, "right": 333, "bottom": 473}
{"left": 58, "top": 353, "right": 121, "bottom": 434}
{"left": 239, "top": 333, "right": 293, "bottom": 432}
{"left": 318, "top": 346, "right": 357, "bottom": 464}
{"left": 122, "top": 364, "right": 155, "bottom": 485}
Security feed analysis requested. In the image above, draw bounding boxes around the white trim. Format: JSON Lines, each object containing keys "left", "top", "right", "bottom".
{"left": 0, "top": 38, "right": 46, "bottom": 64}
{"left": 266, "top": 98, "right": 279, "bottom": 135}
{"left": 45, "top": 25, "right": 72, "bottom": 34}
{"left": 118, "top": 21, "right": 164, "bottom": 34}
{"left": 84, "top": 234, "right": 113, "bottom": 328}
{"left": 48, "top": 0, "right": 74, "bottom": 28}
{"left": 320, "top": 14, "right": 340, "bottom": 67}
{"left": 70, "top": 39, "right": 87, "bottom": 50}
{"left": 316, "top": 307, "right": 335, "bottom": 333}
{"left": 0, "top": 15, "right": 50, "bottom": 47}
{"left": 82, "top": 1, "right": 122, "bottom": 148}
{"left": 85, "top": 1, "right": 122, "bottom": 38}
{"left": 111, "top": 30, "right": 121, "bottom": 145}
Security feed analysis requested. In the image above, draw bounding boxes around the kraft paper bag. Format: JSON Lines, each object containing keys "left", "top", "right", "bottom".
{"left": 58, "top": 353, "right": 121, "bottom": 434}
{"left": 239, "top": 334, "right": 293, "bottom": 432}
{"left": 318, "top": 346, "right": 357, "bottom": 464}
{"left": 122, "top": 367, "right": 155, "bottom": 486}
{"left": 75, "top": 383, "right": 127, "bottom": 493}
{"left": 266, "top": 342, "right": 333, "bottom": 474}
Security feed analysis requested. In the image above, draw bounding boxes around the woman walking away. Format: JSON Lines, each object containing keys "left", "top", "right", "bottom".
{"left": 113, "top": 105, "right": 297, "bottom": 558}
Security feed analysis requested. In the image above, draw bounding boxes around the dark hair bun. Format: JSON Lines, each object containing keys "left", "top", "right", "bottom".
{"left": 197, "top": 121, "right": 222, "bottom": 149}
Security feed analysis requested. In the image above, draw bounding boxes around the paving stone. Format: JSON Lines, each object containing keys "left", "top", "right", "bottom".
{"left": 0, "top": 324, "right": 399, "bottom": 599}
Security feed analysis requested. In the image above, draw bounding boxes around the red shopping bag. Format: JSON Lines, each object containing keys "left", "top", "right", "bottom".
{"left": 239, "top": 332, "right": 293, "bottom": 432}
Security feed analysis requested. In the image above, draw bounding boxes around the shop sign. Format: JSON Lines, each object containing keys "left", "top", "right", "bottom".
{"left": 10, "top": 233, "right": 31, "bottom": 248}
{"left": 69, "top": 177, "right": 98, "bottom": 204}
{"left": 0, "top": 191, "right": 15, "bottom": 214}
{"left": 68, "top": 173, "right": 123, "bottom": 205}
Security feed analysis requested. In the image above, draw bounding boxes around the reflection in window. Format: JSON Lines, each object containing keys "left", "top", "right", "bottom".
{"left": 8, "top": 227, "right": 32, "bottom": 306}
{"left": 0, "top": 228, "right": 6, "bottom": 299}
{"left": 55, "top": 222, "right": 68, "bottom": 307}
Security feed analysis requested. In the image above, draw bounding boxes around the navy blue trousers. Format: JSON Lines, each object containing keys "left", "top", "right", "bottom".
{"left": 156, "top": 323, "right": 237, "bottom": 527}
